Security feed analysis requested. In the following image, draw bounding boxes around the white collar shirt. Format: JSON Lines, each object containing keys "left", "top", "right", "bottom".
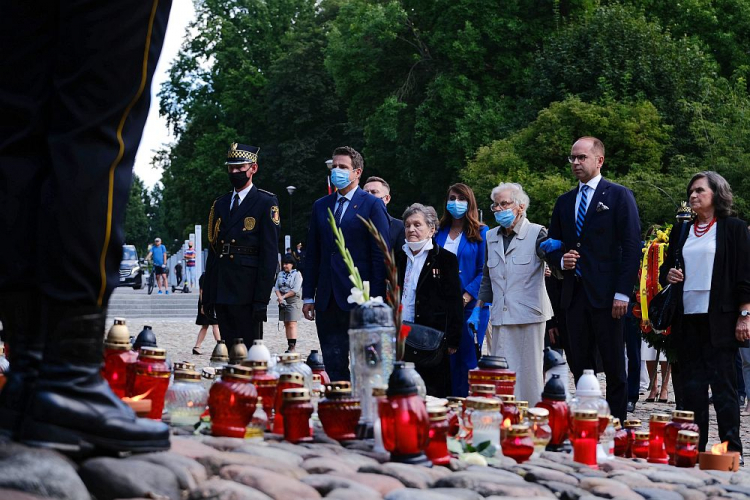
{"left": 401, "top": 239, "right": 434, "bottom": 322}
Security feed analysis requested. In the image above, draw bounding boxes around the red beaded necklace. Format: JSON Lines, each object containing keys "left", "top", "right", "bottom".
{"left": 693, "top": 217, "right": 717, "bottom": 237}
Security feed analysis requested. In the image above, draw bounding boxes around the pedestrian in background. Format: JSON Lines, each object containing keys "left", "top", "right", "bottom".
{"left": 146, "top": 237, "right": 169, "bottom": 294}
{"left": 274, "top": 255, "right": 303, "bottom": 352}
{"left": 363, "top": 176, "right": 405, "bottom": 251}
{"left": 184, "top": 241, "right": 197, "bottom": 288}
{"left": 193, "top": 273, "right": 220, "bottom": 355}
{"left": 435, "top": 182, "right": 490, "bottom": 397}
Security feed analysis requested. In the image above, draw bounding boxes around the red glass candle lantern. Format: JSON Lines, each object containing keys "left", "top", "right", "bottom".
{"left": 379, "top": 362, "right": 430, "bottom": 465}
{"left": 425, "top": 406, "right": 451, "bottom": 466}
{"left": 648, "top": 413, "right": 670, "bottom": 464}
{"left": 527, "top": 407, "right": 552, "bottom": 456}
{"left": 675, "top": 430, "right": 699, "bottom": 468}
{"left": 498, "top": 394, "right": 519, "bottom": 441}
{"left": 127, "top": 346, "right": 170, "bottom": 419}
{"left": 469, "top": 355, "right": 516, "bottom": 396}
{"left": 469, "top": 384, "right": 496, "bottom": 397}
{"left": 516, "top": 401, "right": 529, "bottom": 422}
{"left": 536, "top": 374, "right": 570, "bottom": 452}
{"left": 623, "top": 419, "right": 642, "bottom": 458}
{"left": 246, "top": 360, "right": 278, "bottom": 430}
{"left": 273, "top": 373, "right": 304, "bottom": 434}
{"left": 665, "top": 410, "right": 699, "bottom": 465}
{"left": 613, "top": 418, "right": 628, "bottom": 457}
{"left": 571, "top": 409, "right": 599, "bottom": 468}
{"left": 208, "top": 365, "right": 258, "bottom": 437}
{"left": 502, "top": 424, "right": 534, "bottom": 464}
{"left": 305, "top": 350, "right": 331, "bottom": 385}
{"left": 317, "top": 381, "right": 362, "bottom": 441}
{"left": 632, "top": 430, "right": 650, "bottom": 459}
{"left": 102, "top": 318, "right": 137, "bottom": 398}
{"left": 281, "top": 388, "right": 314, "bottom": 443}
{"left": 459, "top": 397, "right": 478, "bottom": 442}
{"left": 447, "top": 403, "right": 460, "bottom": 437}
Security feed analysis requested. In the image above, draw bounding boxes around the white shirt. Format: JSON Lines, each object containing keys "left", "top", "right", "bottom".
{"left": 682, "top": 222, "right": 717, "bottom": 314}
{"left": 231, "top": 182, "right": 254, "bottom": 209}
{"left": 401, "top": 239, "right": 434, "bottom": 322}
{"left": 443, "top": 232, "right": 462, "bottom": 255}
{"left": 334, "top": 186, "right": 358, "bottom": 221}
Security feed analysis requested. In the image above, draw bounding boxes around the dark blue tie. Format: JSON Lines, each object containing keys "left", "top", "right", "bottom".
{"left": 230, "top": 193, "right": 240, "bottom": 217}
{"left": 334, "top": 197, "right": 346, "bottom": 225}
{"left": 575, "top": 185, "right": 589, "bottom": 276}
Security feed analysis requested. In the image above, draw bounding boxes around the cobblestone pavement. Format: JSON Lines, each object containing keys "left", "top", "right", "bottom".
{"left": 122, "top": 317, "right": 749, "bottom": 458}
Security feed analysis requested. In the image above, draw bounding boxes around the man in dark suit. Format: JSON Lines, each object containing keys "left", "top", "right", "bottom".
{"left": 302, "top": 147, "right": 390, "bottom": 381}
{"left": 204, "top": 143, "right": 280, "bottom": 347}
{"left": 547, "top": 136, "right": 641, "bottom": 422}
{"left": 363, "top": 176, "right": 405, "bottom": 251}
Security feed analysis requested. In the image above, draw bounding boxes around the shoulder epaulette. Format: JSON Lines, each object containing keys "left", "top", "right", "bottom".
{"left": 258, "top": 188, "right": 276, "bottom": 197}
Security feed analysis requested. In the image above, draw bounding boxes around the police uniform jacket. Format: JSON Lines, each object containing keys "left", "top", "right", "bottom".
{"left": 205, "top": 185, "right": 280, "bottom": 307}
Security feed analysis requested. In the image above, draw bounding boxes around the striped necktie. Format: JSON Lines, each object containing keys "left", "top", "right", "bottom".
{"left": 575, "top": 185, "right": 589, "bottom": 276}
{"left": 334, "top": 197, "right": 346, "bottom": 225}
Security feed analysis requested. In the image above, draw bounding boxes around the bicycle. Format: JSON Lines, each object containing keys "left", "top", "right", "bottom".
{"left": 146, "top": 262, "right": 155, "bottom": 295}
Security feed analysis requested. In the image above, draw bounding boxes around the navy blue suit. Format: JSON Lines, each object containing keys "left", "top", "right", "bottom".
{"left": 548, "top": 177, "right": 641, "bottom": 422}
{"left": 436, "top": 225, "right": 491, "bottom": 397}
{"left": 303, "top": 186, "right": 390, "bottom": 381}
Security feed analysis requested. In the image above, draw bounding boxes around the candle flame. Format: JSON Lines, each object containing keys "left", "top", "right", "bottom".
{"left": 122, "top": 386, "right": 154, "bottom": 402}
{"left": 711, "top": 441, "right": 729, "bottom": 455}
{"left": 502, "top": 418, "right": 511, "bottom": 429}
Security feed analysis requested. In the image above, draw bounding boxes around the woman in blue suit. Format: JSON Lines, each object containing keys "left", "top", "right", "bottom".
{"left": 436, "top": 183, "right": 490, "bottom": 396}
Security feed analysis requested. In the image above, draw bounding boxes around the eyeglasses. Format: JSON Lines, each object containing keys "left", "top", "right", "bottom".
{"left": 567, "top": 154, "right": 591, "bottom": 163}
{"left": 490, "top": 200, "right": 515, "bottom": 212}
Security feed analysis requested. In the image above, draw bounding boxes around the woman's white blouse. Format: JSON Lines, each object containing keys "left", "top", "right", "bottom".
{"left": 401, "top": 240, "right": 433, "bottom": 322}
{"left": 682, "top": 223, "right": 716, "bottom": 314}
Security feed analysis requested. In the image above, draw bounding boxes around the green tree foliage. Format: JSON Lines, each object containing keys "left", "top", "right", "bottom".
{"left": 123, "top": 175, "right": 151, "bottom": 255}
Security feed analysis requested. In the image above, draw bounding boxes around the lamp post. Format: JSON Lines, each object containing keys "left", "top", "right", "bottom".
{"left": 286, "top": 186, "right": 296, "bottom": 248}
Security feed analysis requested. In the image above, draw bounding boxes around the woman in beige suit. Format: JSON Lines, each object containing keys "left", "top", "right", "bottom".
{"left": 472, "top": 182, "right": 552, "bottom": 405}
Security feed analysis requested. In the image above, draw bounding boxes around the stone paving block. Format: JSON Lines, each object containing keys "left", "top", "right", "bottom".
{"left": 729, "top": 472, "right": 750, "bottom": 487}
{"left": 515, "top": 464, "right": 580, "bottom": 485}
{"left": 0, "top": 442, "right": 89, "bottom": 500}
{"left": 588, "top": 484, "right": 645, "bottom": 499}
{"left": 187, "top": 478, "right": 273, "bottom": 500}
{"left": 536, "top": 480, "right": 589, "bottom": 500}
{"left": 633, "top": 487, "right": 685, "bottom": 500}
{"left": 303, "top": 456, "right": 359, "bottom": 474}
{"left": 219, "top": 464, "right": 321, "bottom": 499}
{"left": 641, "top": 469, "right": 708, "bottom": 488}
{"left": 326, "top": 487, "right": 383, "bottom": 500}
{"left": 127, "top": 451, "right": 207, "bottom": 490}
{"left": 675, "top": 486, "right": 708, "bottom": 500}
{"left": 385, "top": 489, "right": 455, "bottom": 500}
{"left": 300, "top": 473, "right": 382, "bottom": 497}
{"left": 427, "top": 487, "right": 483, "bottom": 500}
{"left": 0, "top": 488, "right": 50, "bottom": 500}
{"left": 235, "top": 443, "right": 305, "bottom": 466}
{"left": 330, "top": 471, "right": 405, "bottom": 495}
{"left": 79, "top": 457, "right": 181, "bottom": 500}
{"left": 170, "top": 436, "right": 221, "bottom": 459}
{"left": 266, "top": 440, "right": 326, "bottom": 459}
{"left": 525, "top": 457, "right": 578, "bottom": 474}
{"left": 198, "top": 436, "right": 247, "bottom": 451}
{"left": 357, "top": 463, "right": 432, "bottom": 489}
{"left": 606, "top": 471, "right": 655, "bottom": 488}
{"left": 197, "top": 450, "right": 308, "bottom": 478}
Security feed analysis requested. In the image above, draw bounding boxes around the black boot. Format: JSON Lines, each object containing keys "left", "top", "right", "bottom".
{"left": 0, "top": 291, "right": 43, "bottom": 438}
{"left": 19, "top": 304, "right": 169, "bottom": 455}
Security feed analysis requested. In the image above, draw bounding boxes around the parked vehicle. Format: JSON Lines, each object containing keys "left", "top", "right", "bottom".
{"left": 118, "top": 245, "right": 144, "bottom": 289}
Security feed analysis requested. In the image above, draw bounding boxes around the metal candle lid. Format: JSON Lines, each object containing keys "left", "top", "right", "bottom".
{"left": 470, "top": 384, "right": 496, "bottom": 395}
{"left": 672, "top": 410, "right": 694, "bottom": 421}
{"left": 325, "top": 381, "right": 353, "bottom": 396}
{"left": 650, "top": 413, "right": 670, "bottom": 423}
{"left": 476, "top": 355, "right": 509, "bottom": 370}
{"left": 613, "top": 418, "right": 622, "bottom": 430}
{"left": 427, "top": 405, "right": 448, "bottom": 421}
{"left": 372, "top": 386, "right": 387, "bottom": 397}
{"left": 282, "top": 388, "right": 311, "bottom": 401}
{"left": 174, "top": 370, "right": 201, "bottom": 382}
{"left": 386, "top": 362, "right": 419, "bottom": 397}
{"left": 279, "top": 373, "right": 305, "bottom": 385}
{"left": 105, "top": 318, "right": 131, "bottom": 350}
{"left": 473, "top": 397, "right": 500, "bottom": 411}
{"left": 498, "top": 394, "right": 516, "bottom": 403}
{"left": 134, "top": 325, "right": 157, "bottom": 350}
{"left": 573, "top": 409, "right": 598, "bottom": 421}
{"left": 634, "top": 430, "right": 650, "bottom": 440}
{"left": 348, "top": 300, "right": 395, "bottom": 329}
{"left": 312, "top": 373, "right": 322, "bottom": 384}
{"left": 676, "top": 430, "right": 699, "bottom": 443}
{"left": 139, "top": 346, "right": 166, "bottom": 360}
{"left": 527, "top": 407, "right": 549, "bottom": 421}
{"left": 210, "top": 340, "right": 229, "bottom": 363}
{"left": 278, "top": 352, "right": 301, "bottom": 364}
{"left": 243, "top": 360, "right": 268, "bottom": 370}
{"left": 508, "top": 424, "right": 531, "bottom": 437}
{"left": 173, "top": 361, "right": 196, "bottom": 372}
{"left": 222, "top": 364, "right": 253, "bottom": 381}
{"left": 229, "top": 339, "right": 248, "bottom": 364}
{"left": 624, "top": 419, "right": 642, "bottom": 429}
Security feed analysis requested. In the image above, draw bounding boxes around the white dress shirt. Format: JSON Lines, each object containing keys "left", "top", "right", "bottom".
{"left": 401, "top": 239, "right": 434, "bottom": 322}
{"left": 443, "top": 232, "right": 462, "bottom": 255}
{"left": 682, "top": 222, "right": 716, "bottom": 314}
{"left": 231, "top": 182, "right": 254, "bottom": 209}
{"left": 334, "top": 186, "right": 358, "bottom": 221}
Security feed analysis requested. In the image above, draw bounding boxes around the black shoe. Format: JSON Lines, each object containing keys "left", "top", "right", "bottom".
{"left": 0, "top": 291, "right": 43, "bottom": 438}
{"left": 19, "top": 306, "right": 170, "bottom": 456}
{"left": 626, "top": 401, "right": 636, "bottom": 413}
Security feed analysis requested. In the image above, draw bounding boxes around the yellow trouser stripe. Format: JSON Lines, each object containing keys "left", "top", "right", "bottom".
{"left": 97, "top": 0, "right": 161, "bottom": 306}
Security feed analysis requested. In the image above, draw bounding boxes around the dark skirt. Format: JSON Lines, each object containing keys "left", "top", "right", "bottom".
{"left": 414, "top": 348, "right": 452, "bottom": 398}
{"left": 195, "top": 299, "right": 218, "bottom": 326}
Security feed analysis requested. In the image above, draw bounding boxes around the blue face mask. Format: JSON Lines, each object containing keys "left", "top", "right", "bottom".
{"left": 446, "top": 200, "right": 468, "bottom": 219}
{"left": 494, "top": 208, "right": 516, "bottom": 228}
{"left": 330, "top": 168, "right": 352, "bottom": 190}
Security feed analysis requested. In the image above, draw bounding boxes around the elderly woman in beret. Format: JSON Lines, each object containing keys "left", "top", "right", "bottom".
{"left": 397, "top": 203, "right": 463, "bottom": 397}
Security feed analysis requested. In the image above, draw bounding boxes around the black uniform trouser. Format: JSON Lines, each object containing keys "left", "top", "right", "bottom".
{"left": 215, "top": 304, "right": 263, "bottom": 348}
{"left": 680, "top": 314, "right": 742, "bottom": 453}
{"left": 0, "top": 0, "right": 171, "bottom": 313}
{"left": 565, "top": 279, "right": 628, "bottom": 423}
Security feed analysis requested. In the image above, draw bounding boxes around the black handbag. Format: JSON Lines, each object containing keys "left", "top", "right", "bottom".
{"left": 402, "top": 321, "right": 446, "bottom": 368}
{"left": 648, "top": 221, "right": 689, "bottom": 331}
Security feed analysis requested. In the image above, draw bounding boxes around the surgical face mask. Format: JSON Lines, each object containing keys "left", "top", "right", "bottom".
{"left": 228, "top": 170, "right": 249, "bottom": 190}
{"left": 330, "top": 168, "right": 352, "bottom": 190}
{"left": 446, "top": 200, "right": 468, "bottom": 219}
{"left": 494, "top": 208, "right": 516, "bottom": 228}
{"left": 406, "top": 238, "right": 430, "bottom": 252}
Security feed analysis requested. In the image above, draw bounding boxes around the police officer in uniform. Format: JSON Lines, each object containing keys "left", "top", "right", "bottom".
{"left": 0, "top": 1, "right": 172, "bottom": 454}
{"left": 204, "top": 143, "right": 280, "bottom": 347}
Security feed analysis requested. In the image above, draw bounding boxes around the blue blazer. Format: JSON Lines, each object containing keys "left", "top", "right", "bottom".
{"left": 435, "top": 225, "right": 489, "bottom": 306}
{"left": 303, "top": 187, "right": 390, "bottom": 311}
{"left": 548, "top": 177, "right": 641, "bottom": 310}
